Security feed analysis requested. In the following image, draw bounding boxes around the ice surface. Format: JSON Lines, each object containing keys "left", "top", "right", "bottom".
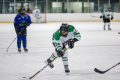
{"left": 0, "top": 22, "right": 120, "bottom": 80}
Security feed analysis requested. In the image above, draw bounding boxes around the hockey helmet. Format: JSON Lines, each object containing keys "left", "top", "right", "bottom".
{"left": 60, "top": 23, "right": 69, "bottom": 36}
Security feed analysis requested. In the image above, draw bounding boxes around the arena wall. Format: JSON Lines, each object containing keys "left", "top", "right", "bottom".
{"left": 0, "top": 13, "right": 120, "bottom": 23}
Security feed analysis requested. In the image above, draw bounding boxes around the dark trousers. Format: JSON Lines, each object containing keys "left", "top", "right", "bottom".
{"left": 103, "top": 18, "right": 110, "bottom": 23}
{"left": 15, "top": 28, "right": 27, "bottom": 48}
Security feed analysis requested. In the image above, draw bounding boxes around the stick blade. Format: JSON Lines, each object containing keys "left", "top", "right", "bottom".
{"left": 19, "top": 77, "right": 29, "bottom": 80}
{"left": 6, "top": 49, "right": 8, "bottom": 52}
{"left": 94, "top": 68, "right": 105, "bottom": 74}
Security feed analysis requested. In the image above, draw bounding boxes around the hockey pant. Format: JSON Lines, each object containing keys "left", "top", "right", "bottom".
{"left": 15, "top": 28, "right": 27, "bottom": 48}
{"left": 103, "top": 18, "right": 110, "bottom": 28}
{"left": 34, "top": 16, "right": 40, "bottom": 23}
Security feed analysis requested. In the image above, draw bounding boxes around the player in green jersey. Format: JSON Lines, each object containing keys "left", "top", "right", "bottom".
{"left": 45, "top": 23, "right": 81, "bottom": 75}
{"left": 100, "top": 7, "right": 114, "bottom": 30}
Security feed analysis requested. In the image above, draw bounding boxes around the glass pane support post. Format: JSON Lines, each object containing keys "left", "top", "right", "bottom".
{"left": 108, "top": 0, "right": 110, "bottom": 7}
{"left": 88, "top": 0, "right": 89, "bottom": 13}
{"left": 57, "top": 0, "right": 58, "bottom": 13}
{"left": 25, "top": 0, "right": 27, "bottom": 11}
{"left": 119, "top": 0, "right": 120, "bottom": 12}
{"left": 77, "top": 0, "right": 79, "bottom": 13}
{"left": 67, "top": 0, "right": 68, "bottom": 13}
{"left": 98, "top": 0, "right": 99, "bottom": 12}
{"left": 36, "top": 0, "right": 37, "bottom": 6}
{"left": 3, "top": 0, "right": 5, "bottom": 13}
{"left": 46, "top": 0, "right": 48, "bottom": 13}
{"left": 14, "top": 0, "right": 15, "bottom": 13}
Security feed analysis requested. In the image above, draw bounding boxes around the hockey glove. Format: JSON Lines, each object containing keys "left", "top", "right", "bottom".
{"left": 111, "top": 17, "right": 113, "bottom": 20}
{"left": 23, "top": 23, "right": 28, "bottom": 29}
{"left": 15, "top": 29, "right": 21, "bottom": 36}
{"left": 100, "top": 16, "right": 102, "bottom": 18}
{"left": 68, "top": 39, "right": 74, "bottom": 49}
{"left": 68, "top": 38, "right": 78, "bottom": 49}
{"left": 57, "top": 50, "right": 64, "bottom": 57}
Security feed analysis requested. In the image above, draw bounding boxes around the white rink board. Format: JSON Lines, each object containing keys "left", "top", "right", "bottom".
{"left": 0, "top": 13, "right": 120, "bottom": 22}
{"left": 0, "top": 22, "right": 120, "bottom": 80}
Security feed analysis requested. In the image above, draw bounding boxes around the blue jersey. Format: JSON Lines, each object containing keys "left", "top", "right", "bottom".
{"left": 14, "top": 14, "right": 32, "bottom": 29}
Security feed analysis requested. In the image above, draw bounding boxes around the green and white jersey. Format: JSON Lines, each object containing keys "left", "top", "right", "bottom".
{"left": 52, "top": 25, "right": 81, "bottom": 51}
{"left": 101, "top": 10, "right": 114, "bottom": 19}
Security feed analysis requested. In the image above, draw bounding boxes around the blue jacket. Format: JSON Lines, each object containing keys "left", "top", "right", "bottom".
{"left": 14, "top": 14, "right": 32, "bottom": 29}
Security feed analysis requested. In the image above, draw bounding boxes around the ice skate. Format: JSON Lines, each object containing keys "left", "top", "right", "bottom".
{"left": 64, "top": 65, "right": 70, "bottom": 75}
{"left": 24, "top": 48, "right": 28, "bottom": 53}
{"left": 45, "top": 58, "right": 54, "bottom": 69}
{"left": 18, "top": 48, "right": 21, "bottom": 53}
{"left": 108, "top": 27, "right": 111, "bottom": 30}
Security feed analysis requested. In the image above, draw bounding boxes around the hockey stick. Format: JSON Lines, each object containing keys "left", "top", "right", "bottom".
{"left": 94, "top": 62, "right": 120, "bottom": 74}
{"left": 29, "top": 48, "right": 69, "bottom": 80}
{"left": 35, "top": 16, "right": 41, "bottom": 19}
{"left": 90, "top": 14, "right": 99, "bottom": 18}
{"left": 6, "top": 28, "right": 24, "bottom": 52}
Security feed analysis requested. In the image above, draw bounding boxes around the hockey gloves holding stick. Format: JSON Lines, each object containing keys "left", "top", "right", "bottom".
{"left": 57, "top": 38, "right": 78, "bottom": 57}
{"left": 23, "top": 23, "right": 28, "bottom": 29}
{"left": 57, "top": 50, "right": 64, "bottom": 57}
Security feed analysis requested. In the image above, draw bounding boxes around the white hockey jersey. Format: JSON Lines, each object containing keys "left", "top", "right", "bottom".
{"left": 52, "top": 25, "right": 81, "bottom": 51}
{"left": 33, "top": 9, "right": 40, "bottom": 17}
{"left": 101, "top": 10, "right": 114, "bottom": 19}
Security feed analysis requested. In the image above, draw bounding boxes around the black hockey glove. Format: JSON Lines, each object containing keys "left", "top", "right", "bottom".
{"left": 111, "top": 17, "right": 113, "bottom": 20}
{"left": 15, "top": 29, "right": 22, "bottom": 36}
{"left": 23, "top": 23, "right": 28, "bottom": 29}
{"left": 68, "top": 39, "right": 74, "bottom": 49}
{"left": 68, "top": 38, "right": 78, "bottom": 49}
{"left": 100, "top": 16, "right": 102, "bottom": 18}
{"left": 57, "top": 50, "right": 64, "bottom": 57}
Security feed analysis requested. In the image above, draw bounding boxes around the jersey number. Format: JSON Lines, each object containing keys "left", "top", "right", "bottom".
{"left": 55, "top": 42, "right": 60, "bottom": 47}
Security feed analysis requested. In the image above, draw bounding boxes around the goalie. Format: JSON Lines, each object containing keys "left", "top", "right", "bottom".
{"left": 33, "top": 6, "right": 41, "bottom": 23}
{"left": 45, "top": 23, "right": 81, "bottom": 75}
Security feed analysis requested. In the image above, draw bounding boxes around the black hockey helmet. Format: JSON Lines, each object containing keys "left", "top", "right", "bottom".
{"left": 19, "top": 7, "right": 25, "bottom": 13}
{"left": 60, "top": 23, "right": 69, "bottom": 36}
{"left": 108, "top": 7, "right": 111, "bottom": 9}
{"left": 108, "top": 7, "right": 111, "bottom": 11}
{"left": 19, "top": 7, "right": 25, "bottom": 15}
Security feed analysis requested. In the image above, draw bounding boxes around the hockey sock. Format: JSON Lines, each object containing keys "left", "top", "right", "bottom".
{"left": 108, "top": 22, "right": 110, "bottom": 28}
{"left": 50, "top": 53, "right": 57, "bottom": 61}
{"left": 22, "top": 36, "right": 27, "bottom": 48}
{"left": 62, "top": 57, "right": 68, "bottom": 65}
{"left": 104, "top": 23, "right": 106, "bottom": 27}
{"left": 17, "top": 36, "right": 22, "bottom": 48}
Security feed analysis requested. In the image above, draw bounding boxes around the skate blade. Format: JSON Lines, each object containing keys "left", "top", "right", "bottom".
{"left": 66, "top": 72, "right": 69, "bottom": 75}
{"left": 24, "top": 51, "right": 28, "bottom": 53}
{"left": 19, "top": 77, "right": 29, "bottom": 80}
{"left": 18, "top": 51, "right": 21, "bottom": 53}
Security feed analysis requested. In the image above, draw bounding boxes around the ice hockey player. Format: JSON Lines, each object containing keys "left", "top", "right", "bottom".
{"left": 14, "top": 7, "right": 32, "bottom": 53}
{"left": 32, "top": 6, "right": 41, "bottom": 23}
{"left": 45, "top": 23, "right": 81, "bottom": 75}
{"left": 118, "top": 32, "right": 120, "bottom": 34}
{"left": 100, "top": 7, "right": 114, "bottom": 30}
